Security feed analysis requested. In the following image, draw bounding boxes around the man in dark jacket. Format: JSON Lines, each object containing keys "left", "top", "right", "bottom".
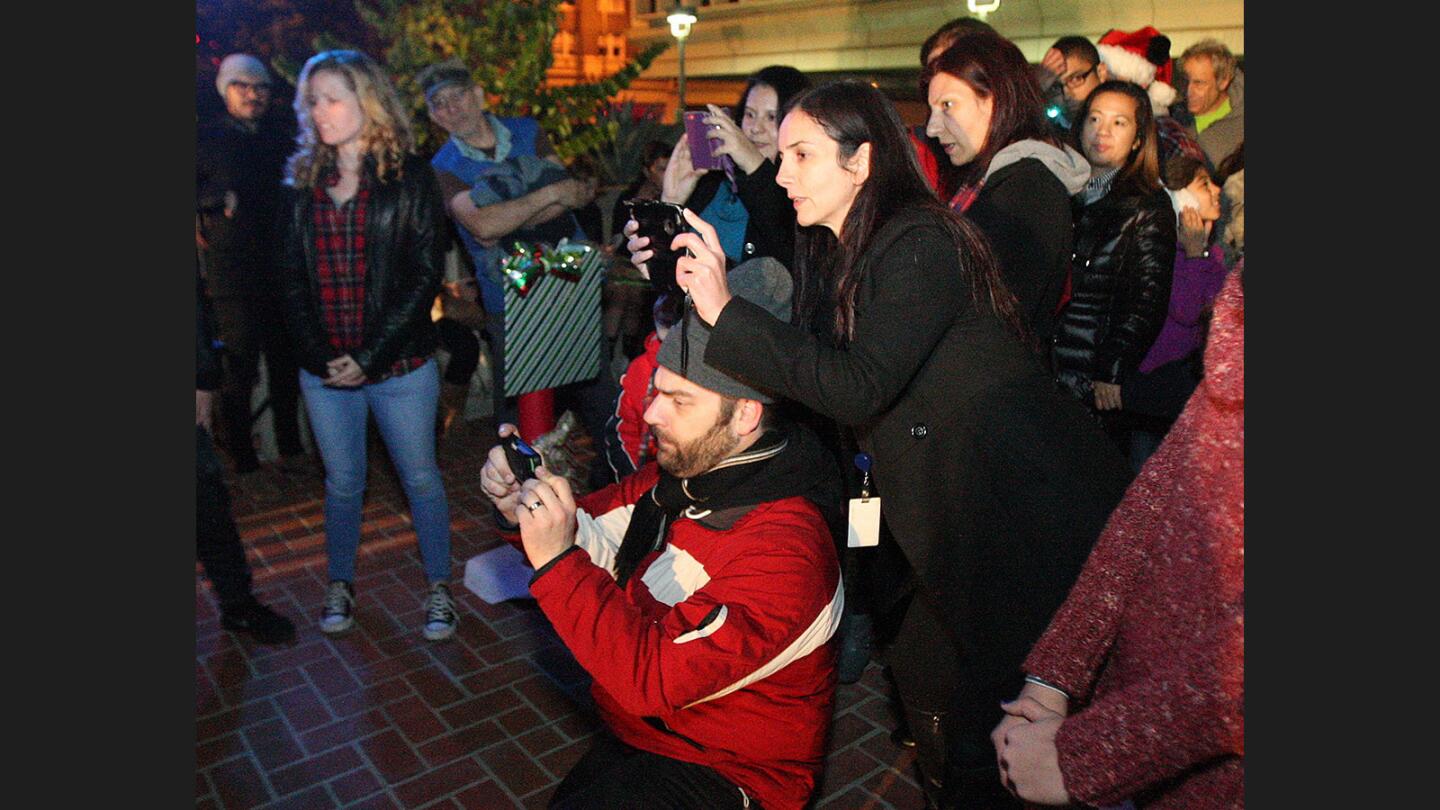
{"left": 196, "top": 53, "right": 304, "bottom": 473}
{"left": 197, "top": 270, "right": 296, "bottom": 644}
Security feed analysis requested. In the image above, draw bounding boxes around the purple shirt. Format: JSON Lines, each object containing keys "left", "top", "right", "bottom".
{"left": 1138, "top": 246, "right": 1228, "bottom": 373}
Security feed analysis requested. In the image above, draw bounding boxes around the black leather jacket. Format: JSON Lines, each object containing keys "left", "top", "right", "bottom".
{"left": 280, "top": 153, "right": 445, "bottom": 379}
{"left": 1052, "top": 185, "right": 1176, "bottom": 399}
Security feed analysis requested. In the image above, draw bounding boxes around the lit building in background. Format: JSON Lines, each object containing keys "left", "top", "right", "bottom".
{"left": 547, "top": 0, "right": 637, "bottom": 87}
{"left": 610, "top": 0, "right": 1243, "bottom": 124}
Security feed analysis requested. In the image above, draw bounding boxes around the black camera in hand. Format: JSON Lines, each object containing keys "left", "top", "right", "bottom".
{"left": 503, "top": 435, "right": 544, "bottom": 484}
{"left": 625, "top": 198, "right": 688, "bottom": 295}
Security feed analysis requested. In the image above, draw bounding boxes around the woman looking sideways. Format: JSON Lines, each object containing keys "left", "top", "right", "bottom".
{"left": 922, "top": 32, "right": 1091, "bottom": 349}
{"left": 1053, "top": 80, "right": 1176, "bottom": 443}
{"left": 280, "top": 50, "right": 458, "bottom": 641}
{"left": 644, "top": 80, "right": 1131, "bottom": 808}
{"left": 659, "top": 65, "right": 809, "bottom": 268}
{"left": 1122, "top": 154, "right": 1229, "bottom": 470}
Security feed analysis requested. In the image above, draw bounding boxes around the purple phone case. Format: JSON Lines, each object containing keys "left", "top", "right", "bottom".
{"left": 684, "top": 111, "right": 723, "bottom": 171}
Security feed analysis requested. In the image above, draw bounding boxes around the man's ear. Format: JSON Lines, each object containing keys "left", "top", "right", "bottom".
{"left": 1097, "top": 63, "right": 1110, "bottom": 82}
{"left": 732, "top": 398, "right": 764, "bottom": 437}
{"left": 847, "top": 142, "right": 872, "bottom": 186}
{"left": 1218, "top": 74, "right": 1232, "bottom": 93}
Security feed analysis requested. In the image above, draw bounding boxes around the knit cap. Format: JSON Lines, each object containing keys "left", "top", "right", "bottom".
{"left": 215, "top": 53, "right": 270, "bottom": 97}
{"left": 656, "top": 257, "right": 792, "bottom": 403}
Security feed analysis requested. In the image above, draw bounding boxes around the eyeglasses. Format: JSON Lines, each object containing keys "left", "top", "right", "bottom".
{"left": 229, "top": 80, "right": 271, "bottom": 95}
{"left": 428, "top": 88, "right": 472, "bottom": 112}
{"left": 1061, "top": 65, "right": 1097, "bottom": 89}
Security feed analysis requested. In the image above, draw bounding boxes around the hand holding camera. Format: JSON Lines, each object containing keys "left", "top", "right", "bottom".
{"left": 670, "top": 208, "right": 732, "bottom": 326}
{"left": 624, "top": 198, "right": 691, "bottom": 295}
{"left": 481, "top": 423, "right": 546, "bottom": 524}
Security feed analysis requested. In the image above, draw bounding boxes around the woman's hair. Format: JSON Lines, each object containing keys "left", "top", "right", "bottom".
{"left": 286, "top": 50, "right": 416, "bottom": 188}
{"left": 785, "top": 80, "right": 1025, "bottom": 346}
{"left": 1162, "top": 154, "right": 1208, "bottom": 191}
{"left": 642, "top": 139, "right": 672, "bottom": 168}
{"left": 921, "top": 31, "right": 1062, "bottom": 187}
{"left": 919, "top": 16, "right": 997, "bottom": 66}
{"left": 734, "top": 65, "right": 811, "bottom": 122}
{"left": 1072, "top": 79, "right": 1160, "bottom": 198}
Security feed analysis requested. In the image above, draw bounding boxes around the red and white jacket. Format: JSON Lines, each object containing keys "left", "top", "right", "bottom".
{"left": 521, "top": 462, "right": 843, "bottom": 809}
{"left": 602, "top": 331, "right": 661, "bottom": 481}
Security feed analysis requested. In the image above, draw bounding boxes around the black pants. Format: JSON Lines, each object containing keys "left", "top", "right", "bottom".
{"left": 196, "top": 426, "right": 255, "bottom": 612}
{"left": 887, "top": 590, "right": 1021, "bottom": 809}
{"left": 549, "top": 730, "right": 754, "bottom": 809}
{"left": 212, "top": 293, "right": 303, "bottom": 464}
{"left": 436, "top": 317, "right": 481, "bottom": 386}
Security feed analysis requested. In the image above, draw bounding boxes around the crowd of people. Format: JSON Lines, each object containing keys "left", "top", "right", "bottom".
{"left": 196, "top": 14, "right": 1243, "bottom": 809}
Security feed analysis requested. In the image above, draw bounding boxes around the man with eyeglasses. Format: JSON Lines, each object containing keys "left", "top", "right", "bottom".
{"left": 1038, "top": 32, "right": 1204, "bottom": 171}
{"left": 416, "top": 60, "right": 614, "bottom": 464}
{"left": 1035, "top": 36, "right": 1109, "bottom": 134}
{"left": 196, "top": 53, "right": 305, "bottom": 474}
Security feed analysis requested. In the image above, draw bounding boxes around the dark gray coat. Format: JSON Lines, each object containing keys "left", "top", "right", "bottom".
{"left": 706, "top": 206, "right": 1131, "bottom": 744}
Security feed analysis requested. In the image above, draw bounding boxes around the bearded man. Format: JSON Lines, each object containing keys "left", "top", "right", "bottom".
{"left": 481, "top": 259, "right": 843, "bottom": 810}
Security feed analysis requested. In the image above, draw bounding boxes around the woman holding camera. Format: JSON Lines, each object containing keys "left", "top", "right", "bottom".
{"left": 661, "top": 65, "right": 809, "bottom": 269}
{"left": 637, "top": 81, "right": 1131, "bottom": 808}
{"left": 279, "top": 50, "right": 457, "bottom": 641}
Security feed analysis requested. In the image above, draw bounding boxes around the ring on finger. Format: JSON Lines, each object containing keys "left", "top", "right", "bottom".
{"left": 526, "top": 500, "right": 545, "bottom": 512}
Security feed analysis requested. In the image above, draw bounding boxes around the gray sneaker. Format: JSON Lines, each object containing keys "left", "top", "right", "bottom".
{"left": 319, "top": 580, "right": 355, "bottom": 634}
{"left": 423, "top": 582, "right": 459, "bottom": 641}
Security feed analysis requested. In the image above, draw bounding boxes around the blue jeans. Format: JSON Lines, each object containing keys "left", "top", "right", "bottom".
{"left": 299, "top": 359, "right": 451, "bottom": 584}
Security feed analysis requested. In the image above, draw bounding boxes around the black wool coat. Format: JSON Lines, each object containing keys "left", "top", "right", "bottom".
{"left": 706, "top": 207, "right": 1132, "bottom": 740}
{"left": 966, "top": 157, "right": 1074, "bottom": 351}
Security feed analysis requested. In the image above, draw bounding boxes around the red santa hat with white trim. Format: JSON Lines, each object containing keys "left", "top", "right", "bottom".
{"left": 1096, "top": 26, "right": 1177, "bottom": 116}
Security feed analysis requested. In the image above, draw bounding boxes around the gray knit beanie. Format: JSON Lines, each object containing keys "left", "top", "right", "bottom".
{"left": 656, "top": 257, "right": 792, "bottom": 403}
{"left": 216, "top": 54, "right": 271, "bottom": 97}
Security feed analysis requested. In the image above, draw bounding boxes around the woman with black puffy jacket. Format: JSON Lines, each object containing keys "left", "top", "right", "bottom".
{"left": 1054, "top": 80, "right": 1176, "bottom": 445}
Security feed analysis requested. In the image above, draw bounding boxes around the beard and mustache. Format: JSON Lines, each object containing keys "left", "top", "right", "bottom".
{"left": 652, "top": 399, "right": 742, "bottom": 480}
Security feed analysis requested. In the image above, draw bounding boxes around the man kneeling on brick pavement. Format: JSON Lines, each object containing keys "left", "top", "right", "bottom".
{"left": 481, "top": 259, "right": 843, "bottom": 809}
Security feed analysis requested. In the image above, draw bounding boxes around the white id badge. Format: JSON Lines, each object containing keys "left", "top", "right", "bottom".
{"left": 847, "top": 497, "right": 882, "bottom": 547}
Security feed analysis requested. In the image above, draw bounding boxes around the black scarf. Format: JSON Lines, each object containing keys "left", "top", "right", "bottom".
{"left": 613, "top": 422, "right": 842, "bottom": 588}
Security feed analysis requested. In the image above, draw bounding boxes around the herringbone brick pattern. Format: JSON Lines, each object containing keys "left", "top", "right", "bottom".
{"left": 196, "top": 417, "right": 926, "bottom": 809}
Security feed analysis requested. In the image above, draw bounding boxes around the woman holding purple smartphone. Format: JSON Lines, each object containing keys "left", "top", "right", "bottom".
{"left": 657, "top": 65, "right": 809, "bottom": 269}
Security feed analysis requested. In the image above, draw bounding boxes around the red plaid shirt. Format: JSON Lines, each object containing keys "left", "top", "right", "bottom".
{"left": 312, "top": 171, "right": 426, "bottom": 381}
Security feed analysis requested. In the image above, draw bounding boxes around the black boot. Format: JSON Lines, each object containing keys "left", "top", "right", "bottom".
{"left": 221, "top": 598, "right": 297, "bottom": 644}
{"left": 904, "top": 707, "right": 948, "bottom": 809}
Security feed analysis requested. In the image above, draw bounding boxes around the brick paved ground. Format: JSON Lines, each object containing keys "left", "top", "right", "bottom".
{"left": 195, "top": 415, "right": 927, "bottom": 809}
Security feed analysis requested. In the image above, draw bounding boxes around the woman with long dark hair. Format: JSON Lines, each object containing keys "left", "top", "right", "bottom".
{"left": 656, "top": 80, "right": 1131, "bottom": 808}
{"left": 1053, "top": 80, "right": 1177, "bottom": 444}
{"left": 921, "top": 31, "right": 1091, "bottom": 349}
{"left": 656, "top": 65, "right": 810, "bottom": 268}
{"left": 280, "top": 50, "right": 458, "bottom": 641}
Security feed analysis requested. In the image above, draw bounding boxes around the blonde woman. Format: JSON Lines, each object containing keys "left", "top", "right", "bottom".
{"left": 279, "top": 50, "right": 457, "bottom": 640}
